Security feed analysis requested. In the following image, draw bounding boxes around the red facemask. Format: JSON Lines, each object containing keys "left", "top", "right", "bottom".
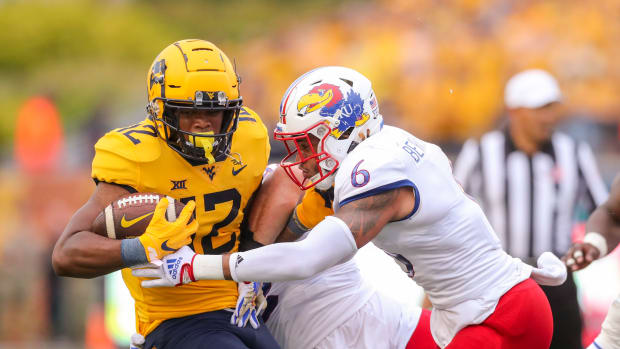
{"left": 273, "top": 121, "right": 339, "bottom": 190}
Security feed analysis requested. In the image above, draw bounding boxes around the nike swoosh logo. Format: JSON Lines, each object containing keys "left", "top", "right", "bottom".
{"left": 120, "top": 212, "right": 154, "bottom": 228}
{"left": 161, "top": 240, "right": 176, "bottom": 252}
{"left": 232, "top": 164, "right": 248, "bottom": 176}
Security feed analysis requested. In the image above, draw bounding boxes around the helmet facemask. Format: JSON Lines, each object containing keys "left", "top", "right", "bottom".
{"left": 153, "top": 93, "right": 241, "bottom": 164}
{"left": 275, "top": 121, "right": 339, "bottom": 190}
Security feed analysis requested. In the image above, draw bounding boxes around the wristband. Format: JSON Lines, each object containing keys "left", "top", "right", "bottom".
{"left": 192, "top": 254, "right": 225, "bottom": 280}
{"left": 584, "top": 232, "right": 608, "bottom": 258}
{"left": 121, "top": 238, "right": 148, "bottom": 267}
{"left": 286, "top": 210, "right": 310, "bottom": 236}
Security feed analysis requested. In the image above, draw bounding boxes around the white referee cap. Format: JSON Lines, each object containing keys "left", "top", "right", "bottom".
{"left": 504, "top": 69, "right": 562, "bottom": 109}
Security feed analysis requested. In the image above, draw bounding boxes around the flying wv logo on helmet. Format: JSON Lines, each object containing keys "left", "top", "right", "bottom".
{"left": 296, "top": 83, "right": 370, "bottom": 139}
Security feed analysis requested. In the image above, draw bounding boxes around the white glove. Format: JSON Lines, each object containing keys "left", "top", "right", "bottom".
{"left": 129, "top": 333, "right": 145, "bottom": 349}
{"left": 132, "top": 246, "right": 197, "bottom": 287}
{"left": 531, "top": 252, "right": 567, "bottom": 286}
{"left": 231, "top": 282, "right": 267, "bottom": 329}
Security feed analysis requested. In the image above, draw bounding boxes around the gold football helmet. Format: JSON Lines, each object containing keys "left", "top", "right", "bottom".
{"left": 146, "top": 39, "right": 242, "bottom": 163}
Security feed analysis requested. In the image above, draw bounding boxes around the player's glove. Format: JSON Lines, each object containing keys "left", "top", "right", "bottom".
{"left": 129, "top": 333, "right": 145, "bottom": 349}
{"left": 132, "top": 245, "right": 197, "bottom": 287}
{"left": 138, "top": 198, "right": 197, "bottom": 263}
{"left": 231, "top": 282, "right": 267, "bottom": 329}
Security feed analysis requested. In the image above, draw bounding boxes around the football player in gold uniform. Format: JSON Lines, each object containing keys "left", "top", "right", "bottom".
{"left": 52, "top": 39, "right": 279, "bottom": 349}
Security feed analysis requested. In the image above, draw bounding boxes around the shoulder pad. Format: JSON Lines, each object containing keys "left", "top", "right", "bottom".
{"left": 238, "top": 106, "right": 261, "bottom": 122}
{"left": 235, "top": 107, "right": 268, "bottom": 142}
{"left": 335, "top": 148, "right": 409, "bottom": 209}
{"left": 237, "top": 107, "right": 267, "bottom": 133}
{"left": 94, "top": 121, "right": 162, "bottom": 163}
{"left": 296, "top": 187, "right": 335, "bottom": 229}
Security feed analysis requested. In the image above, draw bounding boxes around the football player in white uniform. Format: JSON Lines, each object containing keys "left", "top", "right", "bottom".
{"left": 564, "top": 173, "right": 620, "bottom": 349}
{"left": 245, "top": 164, "right": 435, "bottom": 349}
{"left": 135, "top": 67, "right": 567, "bottom": 348}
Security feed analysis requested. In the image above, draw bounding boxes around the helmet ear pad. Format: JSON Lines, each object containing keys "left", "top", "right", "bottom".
{"left": 162, "top": 106, "right": 180, "bottom": 142}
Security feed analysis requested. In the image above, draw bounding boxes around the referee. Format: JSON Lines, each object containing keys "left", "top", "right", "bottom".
{"left": 454, "top": 69, "right": 608, "bottom": 349}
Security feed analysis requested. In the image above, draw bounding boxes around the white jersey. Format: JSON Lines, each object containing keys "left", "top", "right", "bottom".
{"left": 588, "top": 293, "right": 620, "bottom": 349}
{"left": 264, "top": 246, "right": 420, "bottom": 349}
{"left": 333, "top": 126, "right": 532, "bottom": 347}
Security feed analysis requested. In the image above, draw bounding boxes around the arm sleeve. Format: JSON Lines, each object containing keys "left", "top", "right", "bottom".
{"left": 577, "top": 141, "right": 608, "bottom": 209}
{"left": 229, "top": 216, "right": 357, "bottom": 282}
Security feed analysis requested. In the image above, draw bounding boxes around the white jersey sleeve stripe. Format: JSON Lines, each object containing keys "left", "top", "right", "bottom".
{"left": 338, "top": 179, "right": 415, "bottom": 208}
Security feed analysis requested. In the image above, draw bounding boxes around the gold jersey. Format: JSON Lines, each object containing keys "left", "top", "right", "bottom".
{"left": 294, "top": 187, "right": 334, "bottom": 230}
{"left": 91, "top": 107, "right": 270, "bottom": 336}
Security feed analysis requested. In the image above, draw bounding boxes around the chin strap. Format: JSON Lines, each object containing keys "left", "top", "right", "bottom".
{"left": 313, "top": 172, "right": 336, "bottom": 191}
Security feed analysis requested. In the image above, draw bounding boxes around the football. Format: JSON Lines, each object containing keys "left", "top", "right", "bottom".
{"left": 91, "top": 193, "right": 187, "bottom": 239}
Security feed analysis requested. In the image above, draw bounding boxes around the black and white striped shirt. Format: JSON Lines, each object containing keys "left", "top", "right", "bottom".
{"left": 454, "top": 129, "right": 608, "bottom": 260}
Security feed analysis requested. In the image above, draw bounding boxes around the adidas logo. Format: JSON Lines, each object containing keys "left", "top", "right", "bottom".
{"left": 167, "top": 258, "right": 182, "bottom": 279}
{"left": 167, "top": 258, "right": 176, "bottom": 268}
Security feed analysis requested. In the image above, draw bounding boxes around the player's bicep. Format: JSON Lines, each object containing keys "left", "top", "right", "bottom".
{"left": 52, "top": 182, "right": 130, "bottom": 276}
{"left": 335, "top": 186, "right": 409, "bottom": 248}
{"left": 247, "top": 165, "right": 304, "bottom": 245}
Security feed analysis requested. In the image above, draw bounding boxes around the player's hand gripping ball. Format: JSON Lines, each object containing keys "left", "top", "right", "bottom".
{"left": 91, "top": 193, "right": 197, "bottom": 262}
{"left": 91, "top": 193, "right": 190, "bottom": 239}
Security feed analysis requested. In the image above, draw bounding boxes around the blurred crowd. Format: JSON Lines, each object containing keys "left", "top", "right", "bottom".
{"left": 237, "top": 0, "right": 620, "bottom": 141}
{"left": 0, "top": 0, "right": 619, "bottom": 347}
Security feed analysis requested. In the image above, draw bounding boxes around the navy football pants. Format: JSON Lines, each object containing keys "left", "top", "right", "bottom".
{"left": 144, "top": 310, "right": 280, "bottom": 349}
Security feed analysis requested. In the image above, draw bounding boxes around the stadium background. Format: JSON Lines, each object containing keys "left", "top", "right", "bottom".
{"left": 0, "top": 0, "right": 619, "bottom": 347}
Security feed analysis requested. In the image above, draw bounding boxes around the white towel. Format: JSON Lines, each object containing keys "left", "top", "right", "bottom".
{"left": 530, "top": 252, "right": 567, "bottom": 286}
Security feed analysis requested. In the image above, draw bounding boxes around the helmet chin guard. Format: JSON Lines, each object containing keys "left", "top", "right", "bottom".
{"left": 274, "top": 66, "right": 383, "bottom": 190}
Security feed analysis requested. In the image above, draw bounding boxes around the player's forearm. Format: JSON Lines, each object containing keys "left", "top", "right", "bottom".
{"left": 275, "top": 227, "right": 303, "bottom": 243}
{"left": 604, "top": 209, "right": 620, "bottom": 254}
{"left": 247, "top": 164, "right": 304, "bottom": 245}
{"left": 197, "top": 240, "right": 329, "bottom": 281}
{"left": 194, "top": 216, "right": 357, "bottom": 282}
{"left": 586, "top": 205, "right": 620, "bottom": 255}
{"left": 233, "top": 216, "right": 357, "bottom": 281}
{"left": 52, "top": 231, "right": 124, "bottom": 278}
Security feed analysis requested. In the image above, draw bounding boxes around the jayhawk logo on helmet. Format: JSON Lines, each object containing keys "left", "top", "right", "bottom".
{"left": 297, "top": 83, "right": 343, "bottom": 115}
{"left": 296, "top": 83, "right": 370, "bottom": 139}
